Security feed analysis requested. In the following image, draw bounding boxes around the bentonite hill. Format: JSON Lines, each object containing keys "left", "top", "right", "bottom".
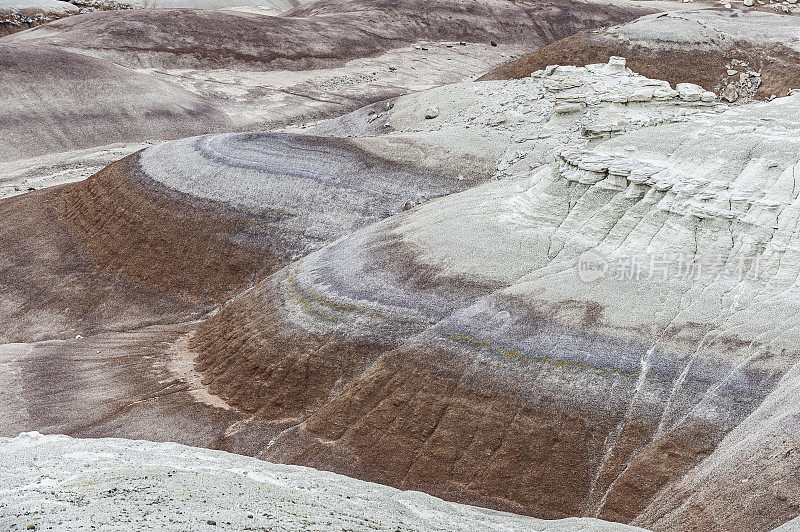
{"left": 2, "top": 0, "right": 800, "bottom": 530}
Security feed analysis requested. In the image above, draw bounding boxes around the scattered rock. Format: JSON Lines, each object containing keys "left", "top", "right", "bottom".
{"left": 424, "top": 107, "right": 439, "bottom": 119}
{"left": 490, "top": 41, "right": 497, "bottom": 47}
{"left": 402, "top": 195, "right": 429, "bottom": 211}
{"left": 608, "top": 56, "right": 627, "bottom": 71}
{"left": 722, "top": 84, "right": 739, "bottom": 102}
{"left": 676, "top": 82, "right": 707, "bottom": 102}
{"left": 487, "top": 112, "right": 507, "bottom": 126}
{"left": 554, "top": 102, "right": 585, "bottom": 114}
{"left": 541, "top": 65, "right": 557, "bottom": 77}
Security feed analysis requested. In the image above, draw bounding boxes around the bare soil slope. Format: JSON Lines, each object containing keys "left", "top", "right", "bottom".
{"left": 0, "top": 131, "right": 484, "bottom": 343}
{"left": 0, "top": 154, "right": 278, "bottom": 343}
{"left": 4, "top": 5, "right": 800, "bottom": 530}
{"left": 9, "top": 63, "right": 800, "bottom": 531}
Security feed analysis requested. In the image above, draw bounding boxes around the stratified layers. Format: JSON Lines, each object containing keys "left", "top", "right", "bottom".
{"left": 192, "top": 91, "right": 800, "bottom": 530}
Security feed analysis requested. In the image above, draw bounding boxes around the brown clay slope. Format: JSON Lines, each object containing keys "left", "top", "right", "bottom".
{"left": 0, "top": 153, "right": 278, "bottom": 343}
{"left": 479, "top": 32, "right": 734, "bottom": 88}
{"left": 478, "top": 10, "right": 800, "bottom": 100}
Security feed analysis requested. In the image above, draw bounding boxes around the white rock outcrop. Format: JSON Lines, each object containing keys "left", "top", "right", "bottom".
{"left": 0, "top": 433, "right": 649, "bottom": 532}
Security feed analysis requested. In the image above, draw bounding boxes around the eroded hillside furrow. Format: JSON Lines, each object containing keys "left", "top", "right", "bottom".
{"left": 189, "top": 67, "right": 800, "bottom": 529}
{"left": 63, "top": 154, "right": 284, "bottom": 302}
{"left": 191, "top": 217, "right": 503, "bottom": 421}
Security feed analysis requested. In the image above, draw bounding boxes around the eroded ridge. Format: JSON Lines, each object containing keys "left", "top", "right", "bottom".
{"left": 193, "top": 64, "right": 800, "bottom": 531}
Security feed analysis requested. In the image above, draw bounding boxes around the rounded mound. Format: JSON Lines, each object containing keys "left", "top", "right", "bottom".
{"left": 0, "top": 153, "right": 276, "bottom": 342}
{"left": 0, "top": 130, "right": 484, "bottom": 342}
{"left": 139, "top": 132, "right": 472, "bottom": 250}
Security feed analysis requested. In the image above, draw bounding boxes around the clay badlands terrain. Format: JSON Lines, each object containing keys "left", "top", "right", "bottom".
{"left": 3, "top": 0, "right": 800, "bottom": 529}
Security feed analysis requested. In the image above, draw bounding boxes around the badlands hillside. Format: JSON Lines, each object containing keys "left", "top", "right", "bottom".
{"left": 2, "top": 0, "right": 800, "bottom": 531}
